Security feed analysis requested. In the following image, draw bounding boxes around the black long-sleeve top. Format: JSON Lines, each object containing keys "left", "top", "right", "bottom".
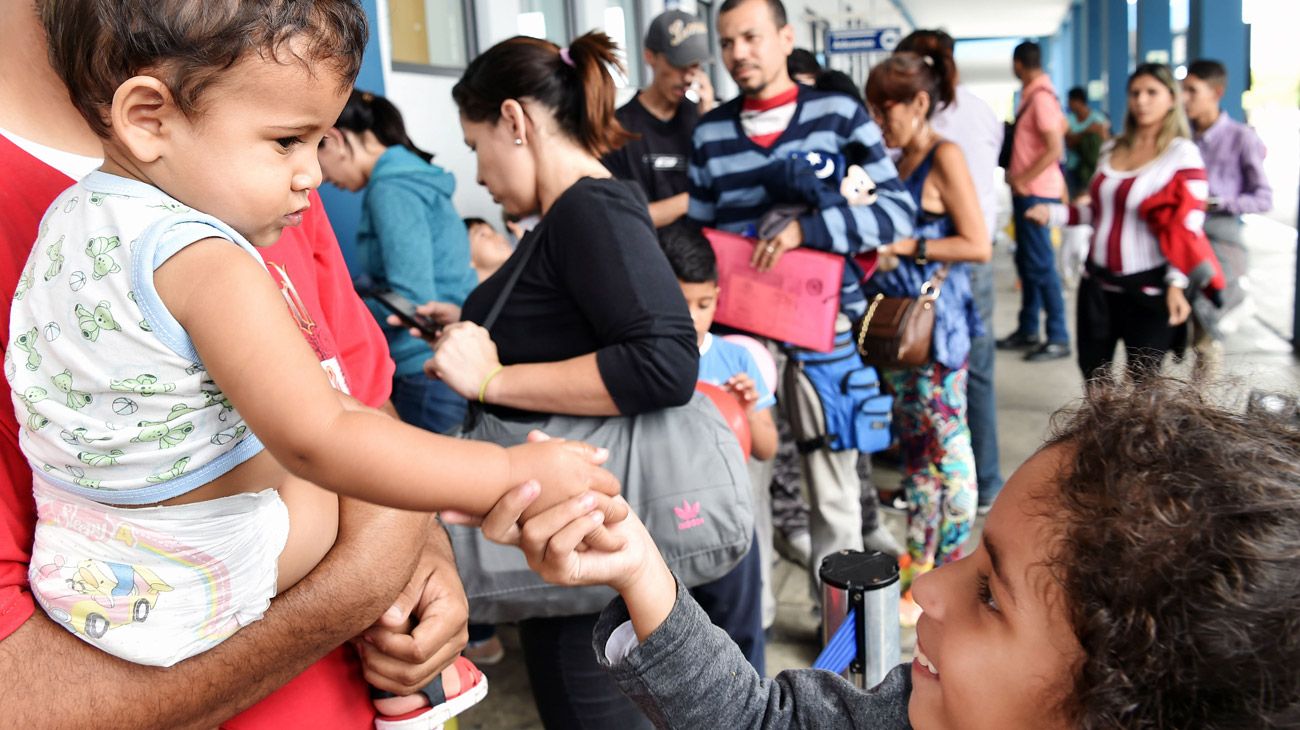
{"left": 461, "top": 177, "right": 698, "bottom": 416}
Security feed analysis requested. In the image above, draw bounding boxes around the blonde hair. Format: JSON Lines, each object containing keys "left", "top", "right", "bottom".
{"left": 1113, "top": 63, "right": 1190, "bottom": 155}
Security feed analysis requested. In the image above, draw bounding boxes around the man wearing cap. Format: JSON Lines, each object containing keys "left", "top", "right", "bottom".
{"left": 603, "top": 9, "right": 714, "bottom": 228}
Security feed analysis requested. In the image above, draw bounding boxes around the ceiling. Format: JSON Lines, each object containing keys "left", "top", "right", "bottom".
{"left": 796, "top": 0, "right": 1074, "bottom": 40}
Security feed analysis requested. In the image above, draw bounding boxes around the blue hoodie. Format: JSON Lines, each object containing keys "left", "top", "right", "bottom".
{"left": 356, "top": 145, "right": 477, "bottom": 377}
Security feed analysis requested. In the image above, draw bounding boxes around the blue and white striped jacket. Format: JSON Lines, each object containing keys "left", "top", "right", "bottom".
{"left": 687, "top": 86, "right": 916, "bottom": 318}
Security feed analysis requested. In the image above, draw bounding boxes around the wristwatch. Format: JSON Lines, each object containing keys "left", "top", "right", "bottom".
{"left": 915, "top": 237, "right": 928, "bottom": 265}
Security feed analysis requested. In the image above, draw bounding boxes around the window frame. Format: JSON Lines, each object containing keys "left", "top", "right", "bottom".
{"left": 387, "top": 0, "right": 478, "bottom": 77}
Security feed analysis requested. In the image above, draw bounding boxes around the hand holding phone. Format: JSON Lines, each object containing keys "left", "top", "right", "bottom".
{"left": 370, "top": 290, "right": 440, "bottom": 338}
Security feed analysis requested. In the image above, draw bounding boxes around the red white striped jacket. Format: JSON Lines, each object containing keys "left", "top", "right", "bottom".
{"left": 1048, "top": 137, "right": 1225, "bottom": 300}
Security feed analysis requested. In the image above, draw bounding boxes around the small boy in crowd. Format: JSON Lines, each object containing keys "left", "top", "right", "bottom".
{"left": 658, "top": 222, "right": 777, "bottom": 460}
{"left": 462, "top": 216, "right": 514, "bottom": 283}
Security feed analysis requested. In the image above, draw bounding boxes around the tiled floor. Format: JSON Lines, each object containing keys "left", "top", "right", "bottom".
{"left": 456, "top": 216, "right": 1299, "bottom": 729}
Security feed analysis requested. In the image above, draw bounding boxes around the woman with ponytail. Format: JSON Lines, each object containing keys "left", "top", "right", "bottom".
{"left": 865, "top": 49, "right": 991, "bottom": 627}
{"left": 317, "top": 89, "right": 478, "bottom": 434}
{"left": 413, "top": 32, "right": 698, "bottom": 728}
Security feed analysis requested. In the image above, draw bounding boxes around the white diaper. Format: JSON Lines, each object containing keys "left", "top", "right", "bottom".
{"left": 29, "top": 477, "right": 289, "bottom": 667}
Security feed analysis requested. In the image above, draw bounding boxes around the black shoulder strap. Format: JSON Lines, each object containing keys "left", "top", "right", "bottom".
{"left": 482, "top": 230, "right": 539, "bottom": 332}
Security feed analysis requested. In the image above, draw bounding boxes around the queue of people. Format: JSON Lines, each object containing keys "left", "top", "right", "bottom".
{"left": 0, "top": 0, "right": 1291, "bottom": 729}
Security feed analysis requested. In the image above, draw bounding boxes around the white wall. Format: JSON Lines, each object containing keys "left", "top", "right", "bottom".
{"left": 386, "top": 71, "right": 502, "bottom": 224}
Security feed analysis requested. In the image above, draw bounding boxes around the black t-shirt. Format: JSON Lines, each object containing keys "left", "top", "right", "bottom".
{"left": 461, "top": 177, "right": 698, "bottom": 417}
{"left": 602, "top": 93, "right": 700, "bottom": 204}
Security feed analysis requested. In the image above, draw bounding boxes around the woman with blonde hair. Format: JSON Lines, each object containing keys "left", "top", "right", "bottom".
{"left": 1027, "top": 64, "right": 1223, "bottom": 381}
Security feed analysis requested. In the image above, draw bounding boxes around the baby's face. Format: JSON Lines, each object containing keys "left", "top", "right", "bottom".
{"left": 907, "top": 446, "right": 1083, "bottom": 729}
{"left": 149, "top": 47, "right": 350, "bottom": 246}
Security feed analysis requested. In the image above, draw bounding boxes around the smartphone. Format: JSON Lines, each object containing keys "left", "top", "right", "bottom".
{"left": 370, "top": 290, "right": 440, "bottom": 338}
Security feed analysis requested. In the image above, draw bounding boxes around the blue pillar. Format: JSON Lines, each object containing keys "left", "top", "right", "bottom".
{"left": 1086, "top": 0, "right": 1104, "bottom": 106}
{"left": 1136, "top": 0, "right": 1172, "bottom": 64}
{"left": 317, "top": 0, "right": 385, "bottom": 270}
{"left": 1188, "top": 0, "right": 1246, "bottom": 121}
{"left": 1071, "top": 1, "right": 1086, "bottom": 88}
{"left": 1103, "top": 0, "right": 1129, "bottom": 132}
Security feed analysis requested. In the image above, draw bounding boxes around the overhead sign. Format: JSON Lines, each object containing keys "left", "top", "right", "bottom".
{"left": 826, "top": 27, "right": 901, "bottom": 54}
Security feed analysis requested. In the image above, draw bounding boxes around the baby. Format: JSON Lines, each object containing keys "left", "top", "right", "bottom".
{"left": 9, "top": 2, "right": 619, "bottom": 727}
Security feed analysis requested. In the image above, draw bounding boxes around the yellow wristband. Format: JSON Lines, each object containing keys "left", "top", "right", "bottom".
{"left": 478, "top": 365, "right": 504, "bottom": 404}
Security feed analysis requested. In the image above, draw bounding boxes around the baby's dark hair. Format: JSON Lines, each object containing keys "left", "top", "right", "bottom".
{"left": 1044, "top": 376, "right": 1300, "bottom": 728}
{"left": 41, "top": 0, "right": 368, "bottom": 138}
{"left": 463, "top": 217, "right": 490, "bottom": 230}
{"left": 334, "top": 90, "right": 433, "bottom": 163}
{"left": 658, "top": 221, "right": 717, "bottom": 284}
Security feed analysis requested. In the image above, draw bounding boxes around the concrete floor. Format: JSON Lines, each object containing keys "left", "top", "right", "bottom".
{"left": 456, "top": 217, "right": 1299, "bottom": 729}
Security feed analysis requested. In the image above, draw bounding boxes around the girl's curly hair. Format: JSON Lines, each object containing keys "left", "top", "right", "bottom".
{"left": 1045, "top": 377, "right": 1300, "bottom": 728}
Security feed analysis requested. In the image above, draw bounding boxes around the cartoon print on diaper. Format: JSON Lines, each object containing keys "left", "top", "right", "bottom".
{"left": 44, "top": 236, "right": 66, "bottom": 282}
{"left": 131, "top": 404, "right": 197, "bottom": 449}
{"left": 63, "top": 196, "right": 79, "bottom": 214}
{"left": 3, "top": 351, "right": 13, "bottom": 382}
{"left": 18, "top": 387, "right": 49, "bottom": 431}
{"left": 68, "top": 271, "right": 87, "bottom": 292}
{"left": 126, "top": 291, "right": 152, "bottom": 332}
{"left": 111, "top": 373, "right": 177, "bottom": 397}
{"left": 75, "top": 300, "right": 122, "bottom": 341}
{"left": 85, "top": 236, "right": 122, "bottom": 280}
{"left": 147, "top": 456, "right": 191, "bottom": 484}
{"left": 52, "top": 369, "right": 92, "bottom": 410}
{"left": 43, "top": 321, "right": 61, "bottom": 342}
{"left": 14, "top": 327, "right": 41, "bottom": 371}
{"left": 35, "top": 555, "right": 173, "bottom": 640}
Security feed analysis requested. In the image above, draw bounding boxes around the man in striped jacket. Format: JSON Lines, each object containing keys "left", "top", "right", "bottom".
{"left": 688, "top": 0, "right": 915, "bottom": 600}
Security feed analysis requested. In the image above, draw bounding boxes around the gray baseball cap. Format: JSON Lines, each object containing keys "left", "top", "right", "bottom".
{"left": 644, "top": 10, "right": 711, "bottom": 67}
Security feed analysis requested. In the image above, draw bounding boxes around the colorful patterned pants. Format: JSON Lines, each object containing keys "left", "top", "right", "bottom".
{"left": 882, "top": 363, "right": 977, "bottom": 586}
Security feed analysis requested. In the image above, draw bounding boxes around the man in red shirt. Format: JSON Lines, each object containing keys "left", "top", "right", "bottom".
{"left": 0, "top": 4, "right": 468, "bottom": 726}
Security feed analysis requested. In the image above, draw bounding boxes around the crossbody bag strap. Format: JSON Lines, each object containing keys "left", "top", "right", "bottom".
{"left": 482, "top": 230, "right": 539, "bottom": 332}
{"left": 922, "top": 263, "right": 953, "bottom": 298}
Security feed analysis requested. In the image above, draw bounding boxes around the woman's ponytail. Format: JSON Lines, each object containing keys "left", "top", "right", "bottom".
{"left": 564, "top": 31, "right": 633, "bottom": 158}
{"left": 452, "top": 32, "right": 632, "bottom": 158}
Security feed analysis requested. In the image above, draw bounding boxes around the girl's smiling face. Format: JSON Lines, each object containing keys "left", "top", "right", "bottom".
{"left": 908, "top": 446, "right": 1084, "bottom": 729}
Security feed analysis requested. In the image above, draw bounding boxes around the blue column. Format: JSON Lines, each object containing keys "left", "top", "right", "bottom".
{"left": 1103, "top": 0, "right": 1129, "bottom": 132}
{"left": 1188, "top": 0, "right": 1246, "bottom": 120}
{"left": 317, "top": 0, "right": 385, "bottom": 270}
{"left": 1136, "top": 0, "right": 1172, "bottom": 64}
{"left": 1071, "top": 1, "right": 1086, "bottom": 88}
{"left": 1086, "top": 0, "right": 1104, "bottom": 105}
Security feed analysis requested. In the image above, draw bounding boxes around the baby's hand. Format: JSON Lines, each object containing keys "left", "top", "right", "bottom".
{"left": 505, "top": 439, "right": 621, "bottom": 521}
{"left": 723, "top": 373, "right": 760, "bottom": 414}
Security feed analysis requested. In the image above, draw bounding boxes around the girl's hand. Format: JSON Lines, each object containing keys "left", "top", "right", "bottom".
{"left": 1024, "top": 204, "right": 1052, "bottom": 226}
{"left": 518, "top": 496, "right": 654, "bottom": 593}
{"left": 1166, "top": 285, "right": 1192, "bottom": 326}
{"left": 425, "top": 322, "right": 500, "bottom": 400}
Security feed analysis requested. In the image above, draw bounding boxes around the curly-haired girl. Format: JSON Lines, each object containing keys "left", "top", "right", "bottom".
{"left": 501, "top": 376, "right": 1300, "bottom": 728}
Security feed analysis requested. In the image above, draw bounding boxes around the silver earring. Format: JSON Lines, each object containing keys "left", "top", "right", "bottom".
{"left": 514, "top": 138, "right": 523, "bottom": 146}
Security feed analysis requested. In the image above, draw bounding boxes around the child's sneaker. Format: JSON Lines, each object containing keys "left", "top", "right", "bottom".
{"left": 374, "top": 656, "right": 489, "bottom": 730}
{"left": 464, "top": 634, "right": 506, "bottom": 666}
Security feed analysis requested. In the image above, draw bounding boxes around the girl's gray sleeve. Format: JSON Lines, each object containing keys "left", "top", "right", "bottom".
{"left": 593, "top": 578, "right": 912, "bottom": 730}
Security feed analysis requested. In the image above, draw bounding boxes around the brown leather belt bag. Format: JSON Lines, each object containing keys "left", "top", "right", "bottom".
{"left": 852, "top": 264, "right": 950, "bottom": 369}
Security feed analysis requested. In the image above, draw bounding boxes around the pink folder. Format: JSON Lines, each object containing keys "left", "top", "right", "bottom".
{"left": 705, "top": 227, "right": 873, "bottom": 353}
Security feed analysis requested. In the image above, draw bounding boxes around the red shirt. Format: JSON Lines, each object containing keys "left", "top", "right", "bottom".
{"left": 0, "top": 132, "right": 394, "bottom": 728}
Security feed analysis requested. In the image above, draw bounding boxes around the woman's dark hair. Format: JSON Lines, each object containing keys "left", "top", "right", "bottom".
{"left": 41, "top": 0, "right": 367, "bottom": 138}
{"left": 657, "top": 221, "right": 717, "bottom": 284}
{"left": 864, "top": 49, "right": 956, "bottom": 118}
{"left": 813, "top": 70, "right": 864, "bottom": 106}
{"left": 787, "top": 48, "right": 821, "bottom": 79}
{"left": 1044, "top": 376, "right": 1300, "bottom": 728}
{"left": 452, "top": 32, "right": 632, "bottom": 158}
{"left": 1067, "top": 86, "right": 1088, "bottom": 104}
{"left": 334, "top": 89, "right": 433, "bottom": 163}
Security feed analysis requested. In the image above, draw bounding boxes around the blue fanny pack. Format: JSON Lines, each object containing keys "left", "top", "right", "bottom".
{"left": 789, "top": 336, "right": 893, "bottom": 454}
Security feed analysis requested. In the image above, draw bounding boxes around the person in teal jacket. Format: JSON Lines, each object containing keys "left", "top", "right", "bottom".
{"left": 319, "top": 90, "right": 478, "bottom": 433}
